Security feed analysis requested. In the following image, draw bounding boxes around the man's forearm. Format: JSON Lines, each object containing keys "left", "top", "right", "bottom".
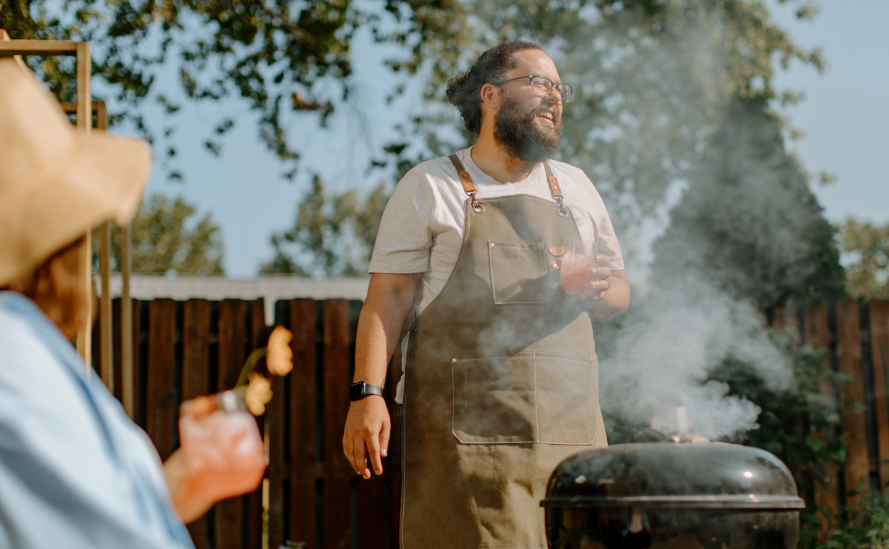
{"left": 353, "top": 274, "right": 417, "bottom": 386}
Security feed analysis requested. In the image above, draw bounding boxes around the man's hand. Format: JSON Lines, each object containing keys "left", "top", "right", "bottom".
{"left": 584, "top": 254, "right": 612, "bottom": 299}
{"left": 343, "top": 396, "right": 391, "bottom": 479}
{"left": 576, "top": 255, "right": 630, "bottom": 323}
{"left": 343, "top": 272, "right": 417, "bottom": 479}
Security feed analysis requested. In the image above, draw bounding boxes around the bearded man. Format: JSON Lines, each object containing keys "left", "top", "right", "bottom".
{"left": 342, "top": 41, "right": 630, "bottom": 548}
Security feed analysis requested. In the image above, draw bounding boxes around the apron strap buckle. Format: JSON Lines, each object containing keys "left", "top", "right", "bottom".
{"left": 449, "top": 154, "right": 485, "bottom": 213}
{"left": 544, "top": 162, "right": 570, "bottom": 216}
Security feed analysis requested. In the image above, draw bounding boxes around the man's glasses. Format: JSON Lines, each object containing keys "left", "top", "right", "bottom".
{"left": 492, "top": 74, "right": 573, "bottom": 103}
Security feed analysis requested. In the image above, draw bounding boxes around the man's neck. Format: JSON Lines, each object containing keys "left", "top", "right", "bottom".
{"left": 470, "top": 132, "right": 536, "bottom": 184}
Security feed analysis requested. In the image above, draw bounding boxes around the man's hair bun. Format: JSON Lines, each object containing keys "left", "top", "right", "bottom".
{"left": 446, "top": 72, "right": 470, "bottom": 107}
{"left": 446, "top": 41, "right": 543, "bottom": 134}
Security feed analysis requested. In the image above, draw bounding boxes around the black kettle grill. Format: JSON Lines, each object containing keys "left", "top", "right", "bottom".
{"left": 541, "top": 441, "right": 805, "bottom": 549}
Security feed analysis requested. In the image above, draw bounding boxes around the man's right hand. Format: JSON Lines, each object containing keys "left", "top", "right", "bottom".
{"left": 343, "top": 395, "right": 391, "bottom": 479}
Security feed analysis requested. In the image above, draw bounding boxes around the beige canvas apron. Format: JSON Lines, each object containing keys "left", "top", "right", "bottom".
{"left": 400, "top": 155, "right": 608, "bottom": 549}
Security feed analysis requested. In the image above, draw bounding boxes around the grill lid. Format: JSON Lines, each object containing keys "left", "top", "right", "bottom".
{"left": 542, "top": 442, "right": 805, "bottom": 510}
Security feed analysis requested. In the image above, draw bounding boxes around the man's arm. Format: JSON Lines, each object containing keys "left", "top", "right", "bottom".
{"left": 342, "top": 272, "right": 418, "bottom": 479}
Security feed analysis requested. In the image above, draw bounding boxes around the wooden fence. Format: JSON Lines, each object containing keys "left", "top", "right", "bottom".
{"left": 770, "top": 300, "right": 889, "bottom": 510}
{"left": 92, "top": 297, "right": 889, "bottom": 549}
{"left": 93, "top": 298, "right": 403, "bottom": 549}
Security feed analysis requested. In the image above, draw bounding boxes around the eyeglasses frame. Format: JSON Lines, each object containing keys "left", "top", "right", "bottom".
{"left": 491, "top": 74, "right": 573, "bottom": 103}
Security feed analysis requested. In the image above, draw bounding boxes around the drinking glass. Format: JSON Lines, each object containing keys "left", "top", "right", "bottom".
{"left": 177, "top": 391, "right": 267, "bottom": 501}
{"left": 559, "top": 240, "right": 597, "bottom": 295}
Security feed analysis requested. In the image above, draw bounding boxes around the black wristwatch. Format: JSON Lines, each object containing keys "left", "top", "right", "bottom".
{"left": 349, "top": 381, "right": 384, "bottom": 401}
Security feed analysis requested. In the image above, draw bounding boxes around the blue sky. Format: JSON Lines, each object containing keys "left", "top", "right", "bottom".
{"left": 130, "top": 0, "right": 889, "bottom": 279}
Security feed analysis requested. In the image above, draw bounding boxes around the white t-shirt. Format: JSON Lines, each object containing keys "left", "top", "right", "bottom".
{"left": 369, "top": 147, "right": 625, "bottom": 403}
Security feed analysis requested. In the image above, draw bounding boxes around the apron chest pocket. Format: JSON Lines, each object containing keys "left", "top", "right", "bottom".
{"left": 451, "top": 353, "right": 597, "bottom": 445}
{"left": 488, "top": 241, "right": 553, "bottom": 304}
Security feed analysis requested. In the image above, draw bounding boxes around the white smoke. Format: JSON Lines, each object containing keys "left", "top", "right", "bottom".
{"left": 598, "top": 272, "right": 793, "bottom": 441}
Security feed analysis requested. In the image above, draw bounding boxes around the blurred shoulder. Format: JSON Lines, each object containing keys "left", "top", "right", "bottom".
{"left": 0, "top": 295, "right": 50, "bottom": 360}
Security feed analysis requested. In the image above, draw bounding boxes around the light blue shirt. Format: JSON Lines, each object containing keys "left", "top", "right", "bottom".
{"left": 0, "top": 292, "right": 195, "bottom": 549}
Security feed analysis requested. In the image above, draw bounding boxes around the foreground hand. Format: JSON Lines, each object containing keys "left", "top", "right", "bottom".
{"left": 165, "top": 408, "right": 267, "bottom": 522}
{"left": 343, "top": 396, "right": 391, "bottom": 479}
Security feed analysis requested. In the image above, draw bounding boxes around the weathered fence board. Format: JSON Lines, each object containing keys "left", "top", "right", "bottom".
{"left": 773, "top": 304, "right": 801, "bottom": 346}
{"left": 215, "top": 300, "right": 247, "bottom": 549}
{"left": 147, "top": 299, "right": 177, "bottom": 461}
{"left": 871, "top": 301, "right": 889, "bottom": 497}
{"left": 323, "top": 300, "right": 353, "bottom": 549}
{"left": 804, "top": 302, "right": 841, "bottom": 511}
{"left": 290, "top": 299, "right": 319, "bottom": 549}
{"left": 836, "top": 299, "right": 869, "bottom": 499}
{"left": 248, "top": 300, "right": 266, "bottom": 549}
{"left": 182, "top": 299, "right": 212, "bottom": 549}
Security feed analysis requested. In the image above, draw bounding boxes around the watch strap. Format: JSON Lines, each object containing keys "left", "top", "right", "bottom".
{"left": 350, "top": 381, "right": 384, "bottom": 401}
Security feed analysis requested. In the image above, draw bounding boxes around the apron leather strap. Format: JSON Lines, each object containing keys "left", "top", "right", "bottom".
{"left": 448, "top": 154, "right": 477, "bottom": 196}
{"left": 543, "top": 162, "right": 570, "bottom": 217}
{"left": 543, "top": 162, "right": 562, "bottom": 199}
{"left": 448, "top": 154, "right": 484, "bottom": 212}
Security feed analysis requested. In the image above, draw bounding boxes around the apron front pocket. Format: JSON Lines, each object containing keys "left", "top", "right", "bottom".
{"left": 451, "top": 353, "right": 597, "bottom": 445}
{"left": 487, "top": 241, "right": 553, "bottom": 304}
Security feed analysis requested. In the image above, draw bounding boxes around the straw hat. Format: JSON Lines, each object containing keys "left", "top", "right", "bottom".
{"left": 0, "top": 58, "right": 152, "bottom": 286}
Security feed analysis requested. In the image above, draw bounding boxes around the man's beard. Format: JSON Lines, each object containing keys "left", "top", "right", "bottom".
{"left": 493, "top": 94, "right": 563, "bottom": 163}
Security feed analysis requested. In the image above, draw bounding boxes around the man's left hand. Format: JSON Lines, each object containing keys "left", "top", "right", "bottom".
{"left": 578, "top": 260, "right": 630, "bottom": 323}
{"left": 583, "top": 254, "right": 611, "bottom": 299}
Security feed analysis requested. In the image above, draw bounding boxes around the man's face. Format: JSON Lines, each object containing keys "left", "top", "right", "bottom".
{"left": 493, "top": 50, "right": 564, "bottom": 163}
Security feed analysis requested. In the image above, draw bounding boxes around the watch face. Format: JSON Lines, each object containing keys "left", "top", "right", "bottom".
{"left": 349, "top": 382, "right": 364, "bottom": 400}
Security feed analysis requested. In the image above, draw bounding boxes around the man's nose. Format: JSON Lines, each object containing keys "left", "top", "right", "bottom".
{"left": 544, "top": 85, "right": 563, "bottom": 105}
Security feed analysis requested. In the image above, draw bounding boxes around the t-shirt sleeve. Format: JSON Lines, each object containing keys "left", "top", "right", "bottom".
{"left": 368, "top": 171, "right": 435, "bottom": 274}
{"left": 596, "top": 207, "right": 625, "bottom": 273}
{"left": 579, "top": 172, "right": 625, "bottom": 273}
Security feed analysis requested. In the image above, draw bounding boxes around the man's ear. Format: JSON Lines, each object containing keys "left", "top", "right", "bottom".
{"left": 479, "top": 83, "right": 501, "bottom": 110}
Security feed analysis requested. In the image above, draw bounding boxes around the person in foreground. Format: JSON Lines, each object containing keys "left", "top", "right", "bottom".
{"left": 342, "top": 41, "right": 631, "bottom": 548}
{"left": 0, "top": 58, "right": 265, "bottom": 548}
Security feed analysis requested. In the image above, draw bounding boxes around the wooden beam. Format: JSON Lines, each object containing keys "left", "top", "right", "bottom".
{"left": 99, "top": 221, "right": 113, "bottom": 389}
{"left": 0, "top": 40, "right": 80, "bottom": 55}
{"left": 121, "top": 225, "right": 134, "bottom": 418}
{"left": 0, "top": 30, "right": 29, "bottom": 71}
{"left": 60, "top": 101, "right": 106, "bottom": 116}
{"left": 93, "top": 103, "right": 113, "bottom": 391}
{"left": 74, "top": 42, "right": 92, "bottom": 366}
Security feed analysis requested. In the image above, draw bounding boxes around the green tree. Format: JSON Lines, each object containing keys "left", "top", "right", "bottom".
{"left": 261, "top": 176, "right": 387, "bottom": 276}
{"left": 379, "top": 0, "right": 826, "bottom": 229}
{"left": 842, "top": 219, "right": 889, "bottom": 300}
{"left": 95, "top": 193, "right": 224, "bottom": 275}
{"left": 1, "top": 0, "right": 462, "bottom": 179}
{"left": 650, "top": 96, "right": 845, "bottom": 307}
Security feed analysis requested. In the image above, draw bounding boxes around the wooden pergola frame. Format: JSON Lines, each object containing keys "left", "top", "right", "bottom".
{"left": 0, "top": 32, "right": 135, "bottom": 418}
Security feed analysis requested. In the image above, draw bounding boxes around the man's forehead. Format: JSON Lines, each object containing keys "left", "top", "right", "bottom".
{"left": 505, "top": 50, "right": 561, "bottom": 81}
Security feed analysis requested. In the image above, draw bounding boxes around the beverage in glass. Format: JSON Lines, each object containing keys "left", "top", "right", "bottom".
{"left": 560, "top": 240, "right": 596, "bottom": 295}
